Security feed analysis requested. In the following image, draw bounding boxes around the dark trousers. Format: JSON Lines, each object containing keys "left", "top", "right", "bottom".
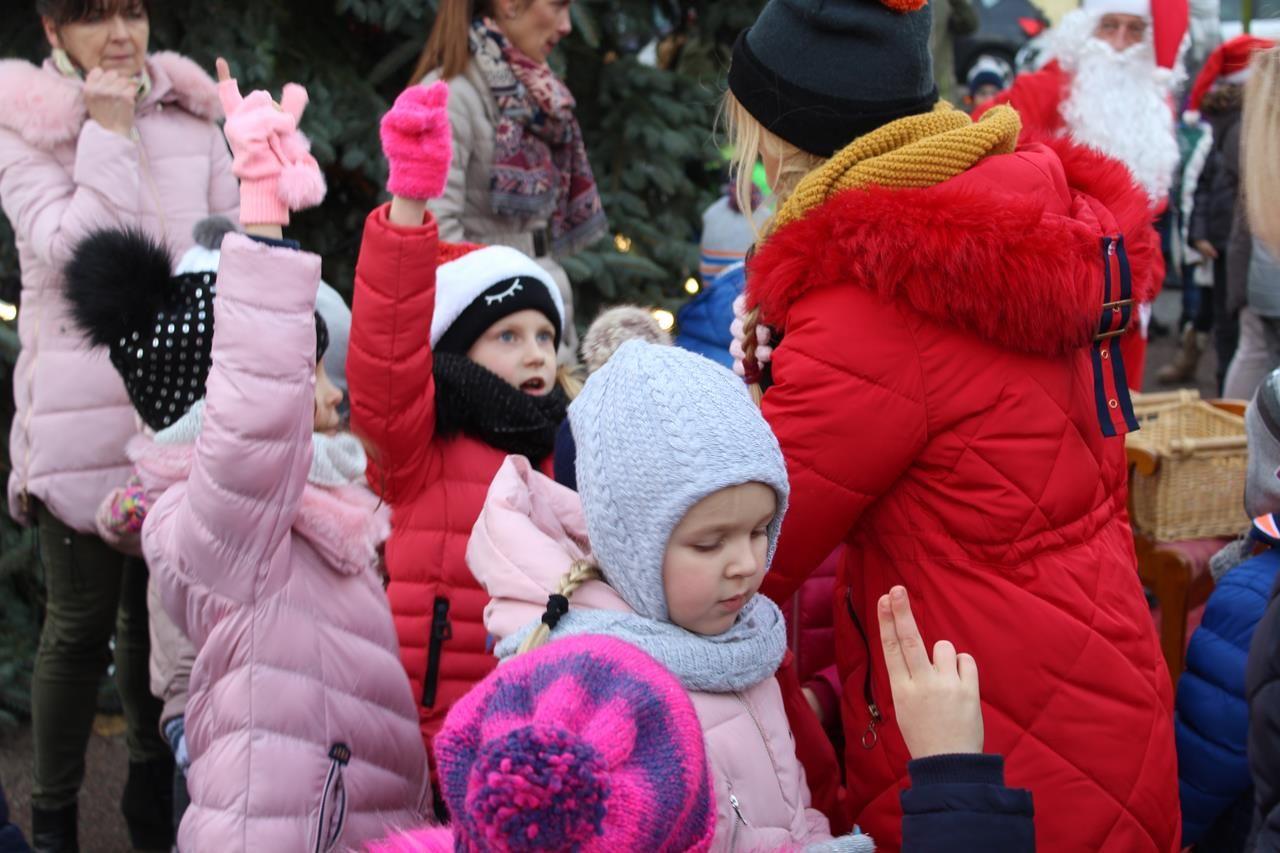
{"left": 1212, "top": 257, "right": 1238, "bottom": 393}
{"left": 29, "top": 501, "right": 167, "bottom": 810}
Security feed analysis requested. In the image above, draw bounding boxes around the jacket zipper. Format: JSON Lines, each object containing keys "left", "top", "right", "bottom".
{"left": 727, "top": 781, "right": 747, "bottom": 850}
{"left": 421, "top": 596, "right": 451, "bottom": 708}
{"left": 313, "top": 743, "right": 350, "bottom": 853}
{"left": 844, "top": 588, "right": 883, "bottom": 749}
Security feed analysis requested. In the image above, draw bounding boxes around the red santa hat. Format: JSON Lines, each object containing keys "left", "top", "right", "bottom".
{"left": 1187, "top": 34, "right": 1276, "bottom": 113}
{"left": 1081, "top": 0, "right": 1188, "bottom": 68}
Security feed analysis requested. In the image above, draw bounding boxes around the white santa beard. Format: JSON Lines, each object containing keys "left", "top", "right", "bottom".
{"left": 1058, "top": 36, "right": 1180, "bottom": 203}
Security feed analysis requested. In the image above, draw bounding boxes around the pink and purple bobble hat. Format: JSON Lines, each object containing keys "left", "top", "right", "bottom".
{"left": 369, "top": 635, "right": 716, "bottom": 852}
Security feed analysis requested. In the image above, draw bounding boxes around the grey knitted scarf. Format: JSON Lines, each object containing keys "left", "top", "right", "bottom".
{"left": 495, "top": 594, "right": 787, "bottom": 693}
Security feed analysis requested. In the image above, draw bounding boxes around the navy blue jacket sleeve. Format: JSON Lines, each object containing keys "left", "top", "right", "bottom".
{"left": 552, "top": 420, "right": 577, "bottom": 491}
{"left": 901, "top": 754, "right": 1035, "bottom": 852}
{"left": 1247, "top": 578, "right": 1280, "bottom": 850}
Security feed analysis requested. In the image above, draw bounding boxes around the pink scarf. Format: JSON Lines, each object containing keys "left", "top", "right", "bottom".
{"left": 470, "top": 17, "right": 607, "bottom": 255}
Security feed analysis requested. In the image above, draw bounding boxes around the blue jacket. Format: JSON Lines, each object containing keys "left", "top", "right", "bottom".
{"left": 0, "top": 781, "right": 31, "bottom": 853}
{"left": 901, "top": 754, "right": 1036, "bottom": 852}
{"left": 674, "top": 263, "right": 743, "bottom": 369}
{"left": 1176, "top": 517, "right": 1280, "bottom": 848}
{"left": 1247, "top": 557, "right": 1280, "bottom": 849}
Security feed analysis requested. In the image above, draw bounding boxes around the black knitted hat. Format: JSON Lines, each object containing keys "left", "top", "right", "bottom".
{"left": 728, "top": 0, "right": 938, "bottom": 157}
{"left": 65, "top": 228, "right": 330, "bottom": 432}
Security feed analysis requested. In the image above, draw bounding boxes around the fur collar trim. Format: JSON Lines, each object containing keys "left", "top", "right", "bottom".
{"left": 746, "top": 135, "right": 1159, "bottom": 357}
{"left": 127, "top": 432, "right": 389, "bottom": 577}
{"left": 0, "top": 52, "right": 221, "bottom": 150}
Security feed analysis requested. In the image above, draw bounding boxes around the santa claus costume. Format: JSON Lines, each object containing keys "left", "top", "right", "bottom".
{"left": 978, "top": 0, "right": 1189, "bottom": 386}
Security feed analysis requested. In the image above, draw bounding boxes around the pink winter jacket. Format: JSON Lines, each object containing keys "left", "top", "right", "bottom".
{"left": 468, "top": 456, "right": 834, "bottom": 852}
{"left": 141, "top": 235, "right": 429, "bottom": 851}
{"left": 0, "top": 52, "right": 238, "bottom": 532}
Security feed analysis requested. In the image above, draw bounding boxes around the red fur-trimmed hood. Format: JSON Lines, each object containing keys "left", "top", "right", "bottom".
{"left": 0, "top": 51, "right": 221, "bottom": 150}
{"left": 746, "top": 136, "right": 1159, "bottom": 357}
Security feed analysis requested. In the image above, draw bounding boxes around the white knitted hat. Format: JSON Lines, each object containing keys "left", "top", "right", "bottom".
{"left": 568, "top": 340, "right": 790, "bottom": 621}
{"left": 431, "top": 245, "right": 564, "bottom": 349}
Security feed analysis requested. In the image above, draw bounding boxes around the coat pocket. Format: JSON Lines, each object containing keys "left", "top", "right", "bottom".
{"left": 313, "top": 743, "right": 351, "bottom": 853}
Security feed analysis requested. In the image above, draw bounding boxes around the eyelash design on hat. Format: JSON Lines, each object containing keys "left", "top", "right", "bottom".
{"left": 485, "top": 280, "right": 524, "bottom": 306}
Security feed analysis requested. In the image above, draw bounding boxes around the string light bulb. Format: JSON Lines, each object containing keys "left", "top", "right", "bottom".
{"left": 684, "top": 277, "right": 700, "bottom": 295}
{"left": 652, "top": 309, "right": 675, "bottom": 332}
{"left": 613, "top": 233, "right": 632, "bottom": 253}
{"left": 0, "top": 300, "right": 15, "bottom": 322}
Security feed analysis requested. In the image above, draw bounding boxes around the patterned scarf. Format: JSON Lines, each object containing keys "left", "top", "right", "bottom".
{"left": 469, "top": 18, "right": 607, "bottom": 255}
{"left": 433, "top": 352, "right": 567, "bottom": 462}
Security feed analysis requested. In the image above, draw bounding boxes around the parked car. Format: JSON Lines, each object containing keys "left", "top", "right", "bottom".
{"left": 954, "top": 0, "right": 1051, "bottom": 85}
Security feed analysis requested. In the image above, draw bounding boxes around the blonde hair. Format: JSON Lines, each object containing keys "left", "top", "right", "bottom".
{"left": 1244, "top": 48, "right": 1280, "bottom": 255}
{"left": 556, "top": 363, "right": 583, "bottom": 400}
{"left": 721, "top": 90, "right": 825, "bottom": 404}
{"left": 515, "top": 559, "right": 603, "bottom": 654}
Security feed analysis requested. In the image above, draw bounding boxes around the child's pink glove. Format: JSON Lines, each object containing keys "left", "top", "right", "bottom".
{"left": 218, "top": 65, "right": 326, "bottom": 226}
{"left": 729, "top": 293, "right": 774, "bottom": 379}
{"left": 379, "top": 83, "right": 452, "bottom": 200}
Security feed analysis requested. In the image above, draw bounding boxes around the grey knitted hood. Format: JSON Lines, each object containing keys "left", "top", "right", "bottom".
{"left": 568, "top": 340, "right": 790, "bottom": 621}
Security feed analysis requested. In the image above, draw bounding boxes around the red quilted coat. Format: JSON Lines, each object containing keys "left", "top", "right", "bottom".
{"left": 752, "top": 139, "right": 1179, "bottom": 852}
{"left": 347, "top": 205, "right": 553, "bottom": 762}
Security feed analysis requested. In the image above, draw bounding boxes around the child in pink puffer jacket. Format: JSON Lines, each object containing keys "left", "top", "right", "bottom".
{"left": 64, "top": 62, "right": 428, "bottom": 851}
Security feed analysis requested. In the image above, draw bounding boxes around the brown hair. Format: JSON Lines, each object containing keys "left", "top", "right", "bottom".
{"left": 516, "top": 560, "right": 603, "bottom": 654}
{"left": 1244, "top": 48, "right": 1280, "bottom": 255}
{"left": 410, "top": 0, "right": 534, "bottom": 84}
{"left": 37, "top": 0, "right": 148, "bottom": 26}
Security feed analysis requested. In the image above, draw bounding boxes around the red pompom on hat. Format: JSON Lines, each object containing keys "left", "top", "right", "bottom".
{"left": 1082, "top": 0, "right": 1189, "bottom": 68}
{"left": 1188, "top": 34, "right": 1277, "bottom": 112}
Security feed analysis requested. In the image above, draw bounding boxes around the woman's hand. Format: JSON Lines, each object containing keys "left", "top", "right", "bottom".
{"left": 379, "top": 83, "right": 452, "bottom": 201}
{"left": 215, "top": 57, "right": 325, "bottom": 228}
{"left": 878, "top": 585, "right": 984, "bottom": 759}
{"left": 83, "top": 67, "right": 137, "bottom": 137}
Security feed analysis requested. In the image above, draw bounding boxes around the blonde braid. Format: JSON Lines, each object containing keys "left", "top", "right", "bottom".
{"left": 741, "top": 306, "right": 766, "bottom": 407}
{"left": 516, "top": 560, "right": 603, "bottom": 655}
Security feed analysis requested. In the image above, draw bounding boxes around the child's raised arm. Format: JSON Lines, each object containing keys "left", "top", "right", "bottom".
{"left": 149, "top": 63, "right": 327, "bottom": 637}
{"left": 347, "top": 84, "right": 451, "bottom": 504}
{"left": 878, "top": 586, "right": 1035, "bottom": 852}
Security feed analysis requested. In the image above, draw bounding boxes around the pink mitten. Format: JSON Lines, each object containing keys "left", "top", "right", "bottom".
{"left": 379, "top": 83, "right": 452, "bottom": 200}
{"left": 219, "top": 77, "right": 326, "bottom": 225}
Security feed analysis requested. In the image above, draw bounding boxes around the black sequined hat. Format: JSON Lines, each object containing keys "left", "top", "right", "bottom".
{"left": 65, "top": 229, "right": 216, "bottom": 431}
{"left": 66, "top": 228, "right": 333, "bottom": 433}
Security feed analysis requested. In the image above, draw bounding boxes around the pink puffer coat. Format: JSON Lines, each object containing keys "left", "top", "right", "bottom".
{"left": 142, "top": 235, "right": 428, "bottom": 851}
{"left": 0, "top": 52, "right": 238, "bottom": 532}
{"left": 468, "top": 456, "right": 835, "bottom": 852}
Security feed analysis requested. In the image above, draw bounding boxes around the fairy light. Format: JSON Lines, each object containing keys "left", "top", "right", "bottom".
{"left": 652, "top": 309, "right": 675, "bottom": 332}
{"left": 684, "top": 277, "right": 700, "bottom": 295}
{"left": 0, "top": 300, "right": 15, "bottom": 322}
{"left": 613, "top": 233, "right": 633, "bottom": 253}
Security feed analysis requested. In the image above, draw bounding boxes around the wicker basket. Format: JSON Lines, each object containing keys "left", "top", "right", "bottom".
{"left": 1125, "top": 390, "right": 1248, "bottom": 541}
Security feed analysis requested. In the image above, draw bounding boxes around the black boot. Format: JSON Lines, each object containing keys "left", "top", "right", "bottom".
{"left": 121, "top": 758, "right": 175, "bottom": 851}
{"left": 31, "top": 803, "right": 78, "bottom": 853}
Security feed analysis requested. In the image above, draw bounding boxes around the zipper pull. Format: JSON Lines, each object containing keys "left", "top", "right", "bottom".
{"left": 862, "top": 702, "right": 882, "bottom": 750}
{"left": 729, "top": 794, "right": 749, "bottom": 826}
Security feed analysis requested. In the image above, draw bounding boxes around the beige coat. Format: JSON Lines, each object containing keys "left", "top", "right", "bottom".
{"left": 423, "top": 62, "right": 579, "bottom": 356}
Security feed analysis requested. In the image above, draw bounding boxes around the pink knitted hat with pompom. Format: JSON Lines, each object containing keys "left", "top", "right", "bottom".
{"left": 424, "top": 635, "right": 715, "bottom": 853}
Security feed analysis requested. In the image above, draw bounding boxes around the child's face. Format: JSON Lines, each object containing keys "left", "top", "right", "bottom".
{"left": 313, "top": 362, "right": 343, "bottom": 435}
{"left": 466, "top": 309, "right": 558, "bottom": 396}
{"left": 661, "top": 482, "right": 777, "bottom": 636}
{"left": 971, "top": 84, "right": 1002, "bottom": 109}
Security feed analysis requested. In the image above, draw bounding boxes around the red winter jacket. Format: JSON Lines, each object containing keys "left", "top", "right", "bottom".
{"left": 347, "top": 205, "right": 553, "bottom": 763}
{"left": 752, "top": 140, "right": 1178, "bottom": 852}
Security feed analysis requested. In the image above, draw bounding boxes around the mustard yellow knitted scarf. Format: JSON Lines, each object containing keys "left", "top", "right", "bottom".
{"left": 772, "top": 102, "right": 1023, "bottom": 230}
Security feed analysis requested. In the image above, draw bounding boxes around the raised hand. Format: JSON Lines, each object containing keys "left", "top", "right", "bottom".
{"left": 215, "top": 58, "right": 325, "bottom": 227}
{"left": 379, "top": 82, "right": 452, "bottom": 201}
{"left": 83, "top": 67, "right": 137, "bottom": 137}
{"left": 877, "top": 585, "right": 984, "bottom": 759}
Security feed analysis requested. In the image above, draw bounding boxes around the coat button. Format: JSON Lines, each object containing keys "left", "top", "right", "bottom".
{"left": 1108, "top": 399, "right": 1119, "bottom": 409}
{"left": 1101, "top": 349, "right": 1110, "bottom": 360}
